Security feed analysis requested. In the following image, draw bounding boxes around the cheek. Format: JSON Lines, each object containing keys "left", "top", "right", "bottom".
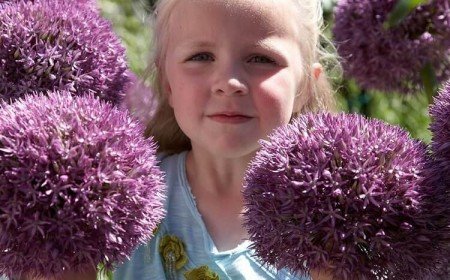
{"left": 165, "top": 69, "right": 206, "bottom": 109}
{"left": 165, "top": 73, "right": 210, "bottom": 132}
{"left": 255, "top": 71, "right": 298, "bottom": 125}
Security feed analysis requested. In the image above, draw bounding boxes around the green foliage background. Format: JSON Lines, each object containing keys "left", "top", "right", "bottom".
{"left": 98, "top": 0, "right": 433, "bottom": 143}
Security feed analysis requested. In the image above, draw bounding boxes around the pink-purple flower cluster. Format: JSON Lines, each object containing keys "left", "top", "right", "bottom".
{"left": 333, "top": 0, "right": 450, "bottom": 93}
{"left": 243, "top": 113, "right": 443, "bottom": 279}
{"left": 418, "top": 158, "right": 450, "bottom": 280}
{"left": 430, "top": 81, "right": 450, "bottom": 156}
{"left": 0, "top": 0, "right": 95, "bottom": 7}
{"left": 421, "top": 81, "right": 450, "bottom": 279}
{"left": 0, "top": 0, "right": 130, "bottom": 104}
{"left": 121, "top": 75, "right": 157, "bottom": 126}
{"left": 0, "top": 91, "right": 166, "bottom": 279}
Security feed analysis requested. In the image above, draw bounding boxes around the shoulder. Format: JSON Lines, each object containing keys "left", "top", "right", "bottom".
{"left": 113, "top": 222, "right": 169, "bottom": 280}
{"left": 154, "top": 151, "right": 188, "bottom": 208}
{"left": 157, "top": 151, "right": 187, "bottom": 176}
{"left": 113, "top": 152, "right": 190, "bottom": 279}
{"left": 157, "top": 151, "right": 189, "bottom": 199}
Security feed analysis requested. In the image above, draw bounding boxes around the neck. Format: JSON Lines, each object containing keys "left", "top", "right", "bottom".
{"left": 185, "top": 148, "right": 256, "bottom": 196}
{"left": 184, "top": 147, "right": 254, "bottom": 251}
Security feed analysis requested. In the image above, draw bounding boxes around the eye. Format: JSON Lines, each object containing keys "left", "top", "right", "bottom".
{"left": 248, "top": 55, "right": 276, "bottom": 64}
{"left": 187, "top": 52, "right": 214, "bottom": 62}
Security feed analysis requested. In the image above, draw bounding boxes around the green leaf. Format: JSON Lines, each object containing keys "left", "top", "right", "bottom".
{"left": 384, "top": 0, "right": 431, "bottom": 29}
{"left": 420, "top": 62, "right": 438, "bottom": 103}
{"left": 97, "top": 263, "right": 113, "bottom": 280}
{"left": 322, "top": 0, "right": 335, "bottom": 13}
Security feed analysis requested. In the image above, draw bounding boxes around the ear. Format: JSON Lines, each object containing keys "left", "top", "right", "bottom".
{"left": 312, "top": 63, "right": 323, "bottom": 80}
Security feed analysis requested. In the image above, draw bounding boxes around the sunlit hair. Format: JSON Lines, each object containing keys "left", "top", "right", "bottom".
{"left": 144, "top": 0, "right": 339, "bottom": 154}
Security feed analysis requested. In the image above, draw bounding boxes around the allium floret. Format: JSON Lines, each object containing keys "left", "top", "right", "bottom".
{"left": 243, "top": 113, "right": 443, "bottom": 279}
{"left": 0, "top": 0, "right": 130, "bottom": 104}
{"left": 333, "top": 0, "right": 450, "bottom": 93}
{"left": 0, "top": 91, "right": 166, "bottom": 279}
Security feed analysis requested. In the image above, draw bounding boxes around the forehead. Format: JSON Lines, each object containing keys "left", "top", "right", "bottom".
{"left": 167, "top": 0, "right": 300, "bottom": 41}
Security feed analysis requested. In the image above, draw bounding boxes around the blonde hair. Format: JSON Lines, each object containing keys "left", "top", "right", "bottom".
{"left": 144, "top": 0, "right": 339, "bottom": 154}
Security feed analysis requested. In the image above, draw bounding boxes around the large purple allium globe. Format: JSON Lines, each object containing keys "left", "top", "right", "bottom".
{"left": 422, "top": 81, "right": 450, "bottom": 279}
{"left": 121, "top": 76, "right": 157, "bottom": 126}
{"left": 243, "top": 113, "right": 443, "bottom": 279}
{"left": 430, "top": 81, "right": 450, "bottom": 156}
{"left": 418, "top": 159, "right": 450, "bottom": 280}
{"left": 0, "top": 91, "right": 165, "bottom": 279}
{"left": 333, "top": 0, "right": 450, "bottom": 93}
{"left": 0, "top": 0, "right": 130, "bottom": 104}
{"left": 0, "top": 0, "right": 95, "bottom": 7}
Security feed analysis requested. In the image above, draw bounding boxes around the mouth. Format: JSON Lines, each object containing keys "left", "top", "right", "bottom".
{"left": 207, "top": 113, "right": 253, "bottom": 124}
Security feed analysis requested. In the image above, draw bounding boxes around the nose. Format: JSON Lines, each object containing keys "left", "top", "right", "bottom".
{"left": 211, "top": 64, "right": 249, "bottom": 96}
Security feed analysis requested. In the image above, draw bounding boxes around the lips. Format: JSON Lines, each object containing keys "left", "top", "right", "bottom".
{"left": 207, "top": 112, "right": 253, "bottom": 124}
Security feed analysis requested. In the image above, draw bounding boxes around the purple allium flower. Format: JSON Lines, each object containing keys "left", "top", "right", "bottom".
{"left": 121, "top": 75, "right": 157, "bottom": 126}
{"left": 430, "top": 81, "right": 450, "bottom": 156}
{"left": 0, "top": 91, "right": 165, "bottom": 279}
{"left": 0, "top": 0, "right": 130, "bottom": 104}
{"left": 333, "top": 0, "right": 450, "bottom": 93}
{"left": 423, "top": 81, "right": 450, "bottom": 279}
{"left": 243, "top": 113, "right": 444, "bottom": 279}
{"left": 0, "top": 0, "right": 96, "bottom": 8}
{"left": 418, "top": 158, "right": 450, "bottom": 280}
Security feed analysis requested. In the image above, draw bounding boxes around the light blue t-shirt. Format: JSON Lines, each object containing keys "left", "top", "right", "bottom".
{"left": 113, "top": 151, "right": 310, "bottom": 280}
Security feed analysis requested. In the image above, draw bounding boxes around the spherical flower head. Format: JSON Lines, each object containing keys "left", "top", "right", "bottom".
{"left": 0, "top": 0, "right": 130, "bottom": 104}
{"left": 0, "top": 91, "right": 166, "bottom": 279}
{"left": 333, "top": 0, "right": 450, "bottom": 93}
{"left": 0, "top": 0, "right": 96, "bottom": 9}
{"left": 414, "top": 154, "right": 450, "bottom": 280}
{"left": 424, "top": 81, "right": 450, "bottom": 278}
{"left": 430, "top": 81, "right": 450, "bottom": 159}
{"left": 243, "top": 112, "right": 442, "bottom": 279}
{"left": 121, "top": 75, "right": 157, "bottom": 126}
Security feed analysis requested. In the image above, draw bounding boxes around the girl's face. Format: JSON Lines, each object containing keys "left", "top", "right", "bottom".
{"left": 163, "top": 0, "right": 305, "bottom": 158}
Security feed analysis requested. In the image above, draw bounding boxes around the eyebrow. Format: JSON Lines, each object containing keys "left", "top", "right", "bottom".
{"left": 252, "top": 41, "right": 277, "bottom": 50}
{"left": 250, "top": 41, "right": 288, "bottom": 58}
{"left": 179, "top": 41, "right": 216, "bottom": 49}
{"left": 179, "top": 40, "right": 279, "bottom": 50}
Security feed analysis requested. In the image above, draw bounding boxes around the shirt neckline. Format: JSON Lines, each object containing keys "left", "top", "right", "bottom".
{"left": 177, "top": 151, "right": 251, "bottom": 257}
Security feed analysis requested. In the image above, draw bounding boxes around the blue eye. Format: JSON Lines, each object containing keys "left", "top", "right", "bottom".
{"left": 248, "top": 56, "right": 276, "bottom": 64}
{"left": 187, "top": 53, "right": 214, "bottom": 62}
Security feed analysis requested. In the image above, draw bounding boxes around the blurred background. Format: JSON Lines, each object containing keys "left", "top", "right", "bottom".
{"left": 98, "top": 0, "right": 433, "bottom": 142}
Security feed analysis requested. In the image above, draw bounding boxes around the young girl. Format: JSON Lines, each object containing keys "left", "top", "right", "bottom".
{"left": 113, "top": 0, "right": 337, "bottom": 279}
